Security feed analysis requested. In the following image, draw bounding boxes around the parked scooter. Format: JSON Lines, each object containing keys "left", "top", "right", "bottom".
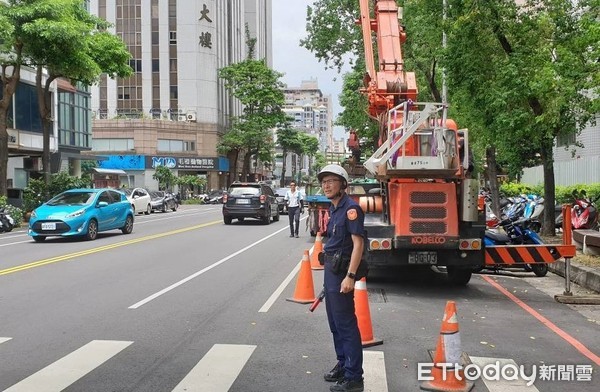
{"left": 571, "top": 190, "right": 600, "bottom": 230}
{"left": 0, "top": 207, "right": 15, "bottom": 233}
{"left": 481, "top": 216, "right": 548, "bottom": 277}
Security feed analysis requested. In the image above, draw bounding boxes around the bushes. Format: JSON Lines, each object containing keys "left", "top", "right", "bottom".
{"left": 500, "top": 182, "right": 600, "bottom": 204}
{"left": 23, "top": 172, "right": 91, "bottom": 212}
{"left": 0, "top": 196, "right": 23, "bottom": 227}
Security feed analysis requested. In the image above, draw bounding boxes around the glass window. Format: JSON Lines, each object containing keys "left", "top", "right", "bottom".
{"left": 92, "top": 139, "right": 134, "bottom": 151}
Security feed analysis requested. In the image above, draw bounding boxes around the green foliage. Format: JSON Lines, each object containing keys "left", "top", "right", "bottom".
{"left": 176, "top": 175, "right": 206, "bottom": 187}
{"left": 182, "top": 198, "right": 204, "bottom": 205}
{"left": 218, "top": 58, "right": 286, "bottom": 174}
{"left": 0, "top": 196, "right": 23, "bottom": 226}
{"left": 153, "top": 165, "right": 176, "bottom": 190}
{"left": 499, "top": 182, "right": 600, "bottom": 205}
{"left": 23, "top": 171, "right": 90, "bottom": 211}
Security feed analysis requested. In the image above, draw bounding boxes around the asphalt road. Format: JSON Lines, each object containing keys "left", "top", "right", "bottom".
{"left": 0, "top": 205, "right": 598, "bottom": 392}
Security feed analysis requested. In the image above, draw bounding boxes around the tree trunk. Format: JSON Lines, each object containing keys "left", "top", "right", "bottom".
{"left": 0, "top": 110, "right": 8, "bottom": 197}
{"left": 0, "top": 50, "right": 23, "bottom": 197}
{"left": 281, "top": 149, "right": 287, "bottom": 187}
{"left": 242, "top": 151, "right": 251, "bottom": 181}
{"left": 485, "top": 146, "right": 501, "bottom": 217}
{"left": 37, "top": 67, "right": 56, "bottom": 191}
{"left": 540, "top": 137, "right": 556, "bottom": 236}
{"left": 227, "top": 149, "right": 239, "bottom": 185}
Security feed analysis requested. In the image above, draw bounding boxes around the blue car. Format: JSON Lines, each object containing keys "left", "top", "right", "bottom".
{"left": 28, "top": 188, "right": 135, "bottom": 242}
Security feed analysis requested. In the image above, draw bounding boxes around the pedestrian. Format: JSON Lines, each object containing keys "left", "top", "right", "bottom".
{"left": 318, "top": 164, "right": 365, "bottom": 392}
{"left": 284, "top": 181, "right": 303, "bottom": 238}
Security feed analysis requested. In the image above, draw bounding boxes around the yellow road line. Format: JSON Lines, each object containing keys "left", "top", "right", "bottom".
{"left": 0, "top": 220, "right": 222, "bottom": 276}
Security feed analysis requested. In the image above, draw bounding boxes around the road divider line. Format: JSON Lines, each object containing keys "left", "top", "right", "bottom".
{"left": 469, "top": 356, "right": 539, "bottom": 392}
{"left": 0, "top": 337, "right": 12, "bottom": 345}
{"left": 129, "top": 225, "right": 290, "bottom": 309}
{"left": 0, "top": 221, "right": 222, "bottom": 277}
{"left": 259, "top": 261, "right": 302, "bottom": 313}
{"left": 481, "top": 275, "right": 600, "bottom": 366}
{"left": 363, "top": 351, "right": 388, "bottom": 392}
{"left": 171, "top": 344, "right": 256, "bottom": 392}
{"left": 3, "top": 340, "right": 133, "bottom": 392}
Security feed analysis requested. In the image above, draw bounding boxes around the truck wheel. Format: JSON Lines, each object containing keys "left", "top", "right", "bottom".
{"left": 447, "top": 266, "right": 472, "bottom": 286}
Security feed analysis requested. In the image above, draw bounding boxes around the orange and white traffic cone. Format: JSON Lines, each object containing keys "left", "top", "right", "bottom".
{"left": 354, "top": 278, "right": 383, "bottom": 347}
{"left": 420, "top": 301, "right": 473, "bottom": 392}
{"left": 286, "top": 250, "right": 316, "bottom": 304}
{"left": 310, "top": 232, "right": 324, "bottom": 270}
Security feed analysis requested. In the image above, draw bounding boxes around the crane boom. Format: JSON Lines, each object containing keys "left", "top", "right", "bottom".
{"left": 358, "top": 0, "right": 417, "bottom": 118}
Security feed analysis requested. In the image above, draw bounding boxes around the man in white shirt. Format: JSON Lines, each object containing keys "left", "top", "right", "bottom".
{"left": 284, "top": 181, "right": 304, "bottom": 238}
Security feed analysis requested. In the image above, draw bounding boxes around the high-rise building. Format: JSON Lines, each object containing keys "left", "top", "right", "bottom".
{"left": 274, "top": 79, "right": 333, "bottom": 184}
{"left": 88, "top": 0, "right": 272, "bottom": 191}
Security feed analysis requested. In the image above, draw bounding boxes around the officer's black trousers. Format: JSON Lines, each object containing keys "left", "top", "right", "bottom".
{"left": 324, "top": 261, "right": 364, "bottom": 381}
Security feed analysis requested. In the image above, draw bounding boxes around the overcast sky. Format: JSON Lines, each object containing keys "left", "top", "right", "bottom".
{"left": 271, "top": 0, "right": 348, "bottom": 140}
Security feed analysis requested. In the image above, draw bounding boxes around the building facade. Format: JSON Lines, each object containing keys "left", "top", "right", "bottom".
{"left": 521, "top": 115, "right": 600, "bottom": 186}
{"left": 88, "top": 0, "right": 272, "bottom": 191}
{"left": 6, "top": 72, "right": 92, "bottom": 190}
{"left": 274, "top": 79, "right": 333, "bottom": 183}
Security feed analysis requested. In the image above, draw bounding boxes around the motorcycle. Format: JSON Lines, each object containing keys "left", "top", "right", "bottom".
{"left": 515, "top": 195, "right": 544, "bottom": 233}
{"left": 0, "top": 207, "right": 15, "bottom": 233}
{"left": 570, "top": 190, "right": 600, "bottom": 230}
{"left": 480, "top": 216, "right": 548, "bottom": 277}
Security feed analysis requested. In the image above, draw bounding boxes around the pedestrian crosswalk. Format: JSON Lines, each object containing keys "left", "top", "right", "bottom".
{"left": 3, "top": 340, "right": 133, "bottom": 392}
{"left": 0, "top": 337, "right": 552, "bottom": 392}
{"left": 0, "top": 338, "right": 389, "bottom": 392}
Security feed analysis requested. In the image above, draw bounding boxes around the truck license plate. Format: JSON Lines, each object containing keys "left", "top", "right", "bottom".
{"left": 408, "top": 251, "right": 437, "bottom": 264}
{"left": 41, "top": 222, "right": 56, "bottom": 231}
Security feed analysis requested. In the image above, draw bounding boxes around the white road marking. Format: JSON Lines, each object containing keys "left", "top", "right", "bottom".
{"left": 364, "top": 350, "right": 388, "bottom": 392}
{"left": 258, "top": 260, "right": 301, "bottom": 312}
{"left": 4, "top": 340, "right": 133, "bottom": 392}
{"left": 0, "top": 337, "right": 12, "bottom": 344}
{"left": 171, "top": 344, "right": 256, "bottom": 392}
{"left": 470, "top": 356, "right": 540, "bottom": 392}
{"left": 129, "top": 225, "right": 290, "bottom": 309}
{"left": 0, "top": 240, "right": 31, "bottom": 247}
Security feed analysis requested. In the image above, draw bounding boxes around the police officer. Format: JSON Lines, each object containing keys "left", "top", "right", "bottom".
{"left": 318, "top": 164, "right": 365, "bottom": 392}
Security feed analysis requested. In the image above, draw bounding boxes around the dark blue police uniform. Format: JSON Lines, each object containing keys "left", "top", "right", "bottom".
{"left": 323, "top": 193, "right": 365, "bottom": 382}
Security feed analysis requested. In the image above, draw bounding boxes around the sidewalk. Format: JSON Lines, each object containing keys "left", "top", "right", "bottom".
{"left": 548, "top": 257, "right": 600, "bottom": 294}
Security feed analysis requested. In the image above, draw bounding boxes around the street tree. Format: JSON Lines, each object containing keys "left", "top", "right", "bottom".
{"left": 217, "top": 123, "right": 244, "bottom": 185}
{"left": 276, "top": 122, "right": 302, "bottom": 187}
{"left": 153, "top": 165, "right": 176, "bottom": 191}
{"left": 444, "top": 0, "right": 599, "bottom": 234}
{"left": 298, "top": 132, "right": 319, "bottom": 182}
{"left": 21, "top": 0, "right": 131, "bottom": 187}
{"left": 0, "top": 1, "right": 33, "bottom": 197}
{"left": 218, "top": 59, "right": 286, "bottom": 182}
{"left": 177, "top": 175, "right": 206, "bottom": 200}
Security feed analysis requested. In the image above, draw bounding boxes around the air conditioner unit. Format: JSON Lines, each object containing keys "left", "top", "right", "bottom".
{"left": 186, "top": 113, "right": 197, "bottom": 122}
{"left": 177, "top": 115, "right": 187, "bottom": 122}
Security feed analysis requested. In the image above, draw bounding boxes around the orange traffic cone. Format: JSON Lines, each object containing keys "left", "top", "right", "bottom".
{"left": 310, "top": 232, "right": 324, "bottom": 270}
{"left": 354, "top": 278, "right": 383, "bottom": 347}
{"left": 420, "top": 301, "right": 473, "bottom": 392}
{"left": 286, "top": 250, "right": 316, "bottom": 304}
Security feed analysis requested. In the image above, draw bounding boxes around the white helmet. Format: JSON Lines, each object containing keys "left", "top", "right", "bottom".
{"left": 318, "top": 164, "right": 349, "bottom": 188}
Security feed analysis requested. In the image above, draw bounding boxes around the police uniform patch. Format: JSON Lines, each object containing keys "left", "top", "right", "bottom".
{"left": 347, "top": 208, "right": 357, "bottom": 221}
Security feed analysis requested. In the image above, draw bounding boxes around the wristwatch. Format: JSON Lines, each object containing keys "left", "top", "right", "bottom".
{"left": 346, "top": 272, "right": 356, "bottom": 279}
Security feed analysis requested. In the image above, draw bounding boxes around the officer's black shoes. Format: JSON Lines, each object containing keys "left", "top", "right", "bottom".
{"left": 329, "top": 378, "right": 364, "bottom": 392}
{"left": 324, "top": 363, "right": 345, "bottom": 382}
{"left": 295, "top": 234, "right": 299, "bottom": 238}
{"left": 289, "top": 234, "right": 294, "bottom": 237}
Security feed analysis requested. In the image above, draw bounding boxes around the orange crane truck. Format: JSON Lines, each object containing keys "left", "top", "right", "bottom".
{"left": 351, "top": 0, "right": 575, "bottom": 285}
